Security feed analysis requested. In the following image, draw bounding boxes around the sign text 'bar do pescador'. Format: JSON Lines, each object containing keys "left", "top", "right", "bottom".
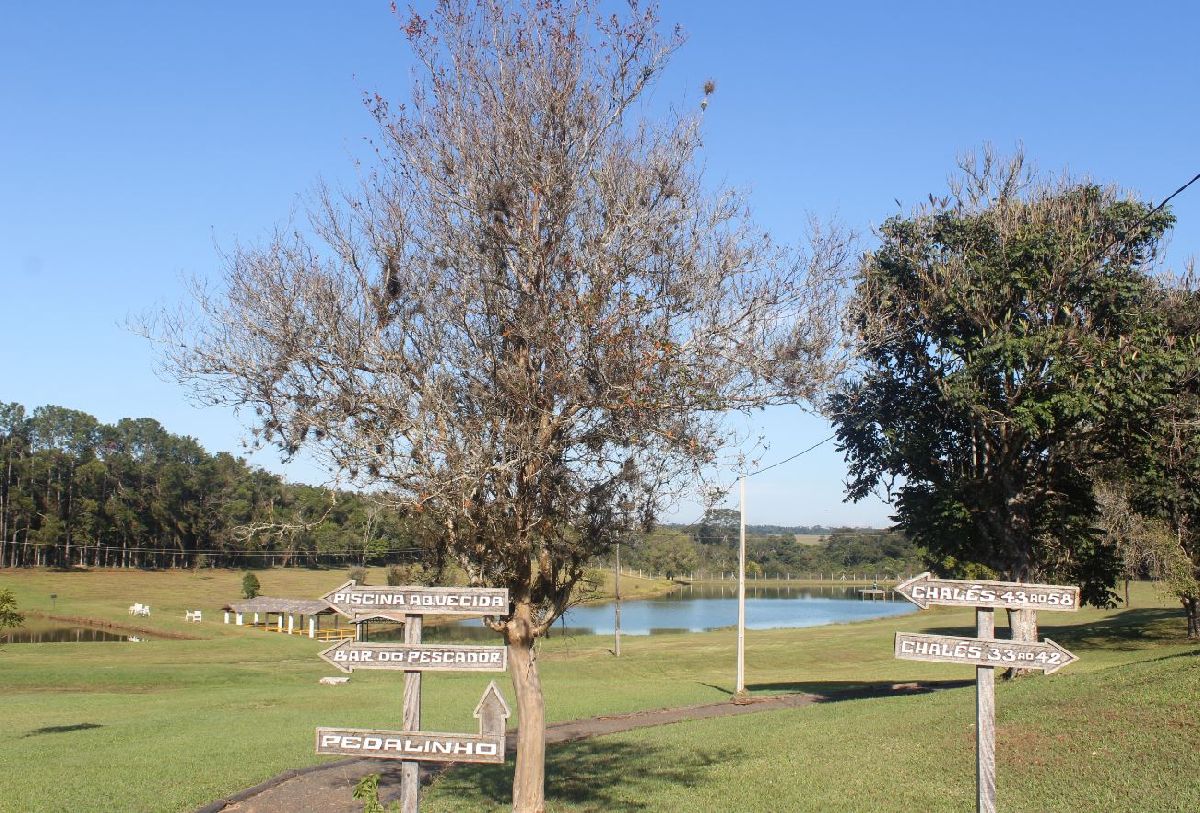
{"left": 319, "top": 639, "right": 508, "bottom": 673}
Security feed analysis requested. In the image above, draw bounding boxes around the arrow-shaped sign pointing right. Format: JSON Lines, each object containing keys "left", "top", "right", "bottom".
{"left": 894, "top": 632, "right": 1079, "bottom": 674}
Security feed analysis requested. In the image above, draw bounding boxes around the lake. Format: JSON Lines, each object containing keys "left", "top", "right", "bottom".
{"left": 395, "top": 583, "right": 916, "bottom": 642}
{"left": 2, "top": 618, "right": 148, "bottom": 643}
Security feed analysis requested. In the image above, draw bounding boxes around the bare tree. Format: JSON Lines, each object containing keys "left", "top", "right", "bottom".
{"left": 154, "top": 2, "right": 846, "bottom": 809}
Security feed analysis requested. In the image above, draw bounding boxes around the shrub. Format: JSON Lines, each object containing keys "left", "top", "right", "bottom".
{"left": 348, "top": 566, "right": 368, "bottom": 585}
{"left": 241, "top": 572, "right": 261, "bottom": 599}
{"left": 386, "top": 564, "right": 424, "bottom": 586}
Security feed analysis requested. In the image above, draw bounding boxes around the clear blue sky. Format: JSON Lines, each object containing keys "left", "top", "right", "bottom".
{"left": 2, "top": 1, "right": 1197, "bottom": 527}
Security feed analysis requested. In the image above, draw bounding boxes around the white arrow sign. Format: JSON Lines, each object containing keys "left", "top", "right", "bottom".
{"left": 894, "top": 572, "right": 1080, "bottom": 611}
{"left": 316, "top": 681, "right": 511, "bottom": 764}
{"left": 322, "top": 580, "right": 509, "bottom": 620}
{"left": 318, "top": 640, "right": 507, "bottom": 673}
{"left": 894, "top": 632, "right": 1079, "bottom": 674}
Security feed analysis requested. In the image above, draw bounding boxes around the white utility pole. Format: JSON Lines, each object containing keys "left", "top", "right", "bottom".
{"left": 613, "top": 541, "right": 622, "bottom": 657}
{"left": 736, "top": 475, "right": 746, "bottom": 696}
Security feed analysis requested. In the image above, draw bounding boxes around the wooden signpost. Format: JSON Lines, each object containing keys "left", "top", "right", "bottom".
{"left": 319, "top": 581, "right": 510, "bottom": 813}
{"left": 893, "top": 572, "right": 1080, "bottom": 813}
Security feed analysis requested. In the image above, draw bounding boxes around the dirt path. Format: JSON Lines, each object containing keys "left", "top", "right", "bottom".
{"left": 202, "top": 683, "right": 960, "bottom": 813}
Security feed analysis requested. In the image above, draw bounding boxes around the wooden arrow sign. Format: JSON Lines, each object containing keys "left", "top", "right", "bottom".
{"left": 894, "top": 572, "right": 1080, "bottom": 612}
{"left": 318, "top": 640, "right": 507, "bottom": 673}
{"left": 894, "top": 632, "right": 1079, "bottom": 674}
{"left": 315, "top": 681, "right": 511, "bottom": 764}
{"left": 322, "top": 580, "right": 509, "bottom": 620}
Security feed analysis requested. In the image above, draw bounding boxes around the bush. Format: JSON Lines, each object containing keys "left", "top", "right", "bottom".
{"left": 241, "top": 572, "right": 261, "bottom": 599}
{"left": 0, "top": 589, "right": 23, "bottom": 630}
{"left": 386, "top": 564, "right": 423, "bottom": 586}
{"left": 348, "top": 566, "right": 368, "bottom": 585}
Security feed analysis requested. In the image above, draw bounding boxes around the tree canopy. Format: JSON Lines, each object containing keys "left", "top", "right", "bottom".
{"left": 830, "top": 150, "right": 1176, "bottom": 608}
{"left": 0, "top": 401, "right": 422, "bottom": 570}
{"left": 1120, "top": 274, "right": 1200, "bottom": 636}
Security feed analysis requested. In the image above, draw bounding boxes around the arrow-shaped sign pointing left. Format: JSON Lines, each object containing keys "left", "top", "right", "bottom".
{"left": 318, "top": 640, "right": 507, "bottom": 673}
{"left": 894, "top": 572, "right": 1080, "bottom": 611}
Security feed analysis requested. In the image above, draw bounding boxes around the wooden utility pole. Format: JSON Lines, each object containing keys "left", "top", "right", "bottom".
{"left": 613, "top": 542, "right": 622, "bottom": 657}
{"left": 735, "top": 475, "right": 746, "bottom": 696}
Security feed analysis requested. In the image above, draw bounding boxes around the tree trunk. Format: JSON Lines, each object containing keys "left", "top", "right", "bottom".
{"left": 1005, "top": 608, "right": 1039, "bottom": 679}
{"left": 1184, "top": 597, "right": 1199, "bottom": 640}
{"left": 506, "top": 602, "right": 546, "bottom": 813}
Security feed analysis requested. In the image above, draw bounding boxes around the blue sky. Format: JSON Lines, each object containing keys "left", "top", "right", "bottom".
{"left": 2, "top": 1, "right": 1198, "bottom": 526}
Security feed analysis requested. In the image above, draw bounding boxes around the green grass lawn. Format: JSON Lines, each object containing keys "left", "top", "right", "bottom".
{"left": 1, "top": 570, "right": 1195, "bottom": 812}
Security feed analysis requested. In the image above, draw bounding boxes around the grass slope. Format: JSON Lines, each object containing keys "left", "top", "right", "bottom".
{"left": 426, "top": 652, "right": 1200, "bottom": 812}
{"left": 0, "top": 571, "right": 1194, "bottom": 812}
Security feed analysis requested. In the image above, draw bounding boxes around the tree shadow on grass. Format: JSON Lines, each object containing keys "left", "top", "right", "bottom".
{"left": 923, "top": 607, "right": 1186, "bottom": 652}
{"left": 746, "top": 679, "right": 972, "bottom": 699}
{"left": 390, "top": 739, "right": 739, "bottom": 811}
{"left": 24, "top": 723, "right": 103, "bottom": 737}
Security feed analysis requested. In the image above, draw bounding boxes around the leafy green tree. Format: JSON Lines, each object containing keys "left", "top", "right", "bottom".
{"left": 1122, "top": 275, "right": 1200, "bottom": 636}
{"left": 831, "top": 150, "right": 1176, "bottom": 644}
{"left": 0, "top": 588, "right": 22, "bottom": 631}
{"left": 241, "top": 572, "right": 261, "bottom": 599}
{"left": 645, "top": 530, "right": 698, "bottom": 579}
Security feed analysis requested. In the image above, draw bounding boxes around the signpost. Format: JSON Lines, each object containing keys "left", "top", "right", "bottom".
{"left": 318, "top": 581, "right": 509, "bottom": 812}
{"left": 893, "top": 573, "right": 1079, "bottom": 813}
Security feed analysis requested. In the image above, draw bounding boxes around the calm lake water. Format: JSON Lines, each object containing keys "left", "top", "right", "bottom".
{"left": 389, "top": 583, "right": 915, "bottom": 642}
{"left": 2, "top": 618, "right": 148, "bottom": 643}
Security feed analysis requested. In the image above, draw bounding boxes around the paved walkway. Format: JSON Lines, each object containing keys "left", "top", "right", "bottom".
{"left": 201, "top": 683, "right": 961, "bottom": 813}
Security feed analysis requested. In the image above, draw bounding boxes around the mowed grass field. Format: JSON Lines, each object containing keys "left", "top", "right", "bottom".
{"left": 1, "top": 570, "right": 1197, "bottom": 812}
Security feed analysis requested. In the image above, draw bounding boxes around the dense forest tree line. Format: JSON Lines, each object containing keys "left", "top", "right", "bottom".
{"left": 621, "top": 509, "right": 923, "bottom": 579}
{"left": 0, "top": 402, "right": 424, "bottom": 569}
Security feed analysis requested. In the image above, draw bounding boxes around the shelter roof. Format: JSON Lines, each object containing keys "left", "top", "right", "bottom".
{"left": 223, "top": 596, "right": 334, "bottom": 615}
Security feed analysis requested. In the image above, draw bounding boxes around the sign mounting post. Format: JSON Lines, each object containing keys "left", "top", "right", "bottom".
{"left": 401, "top": 613, "right": 422, "bottom": 813}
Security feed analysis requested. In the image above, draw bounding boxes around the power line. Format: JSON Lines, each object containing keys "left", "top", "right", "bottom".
{"left": 1084, "top": 168, "right": 1200, "bottom": 270}
{"left": 746, "top": 434, "right": 836, "bottom": 479}
{"left": 672, "top": 433, "right": 838, "bottom": 527}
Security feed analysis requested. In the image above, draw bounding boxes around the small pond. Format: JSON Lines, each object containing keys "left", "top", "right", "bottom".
{"left": 364, "top": 583, "right": 915, "bottom": 642}
{"left": 2, "top": 618, "right": 150, "bottom": 644}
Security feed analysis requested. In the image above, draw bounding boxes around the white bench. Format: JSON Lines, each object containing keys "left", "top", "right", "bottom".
{"left": 185, "top": 610, "right": 202, "bottom": 623}
{"left": 128, "top": 603, "right": 150, "bottom": 617}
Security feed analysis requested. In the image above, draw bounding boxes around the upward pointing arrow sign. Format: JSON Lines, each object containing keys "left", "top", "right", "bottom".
{"left": 474, "top": 680, "right": 511, "bottom": 738}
